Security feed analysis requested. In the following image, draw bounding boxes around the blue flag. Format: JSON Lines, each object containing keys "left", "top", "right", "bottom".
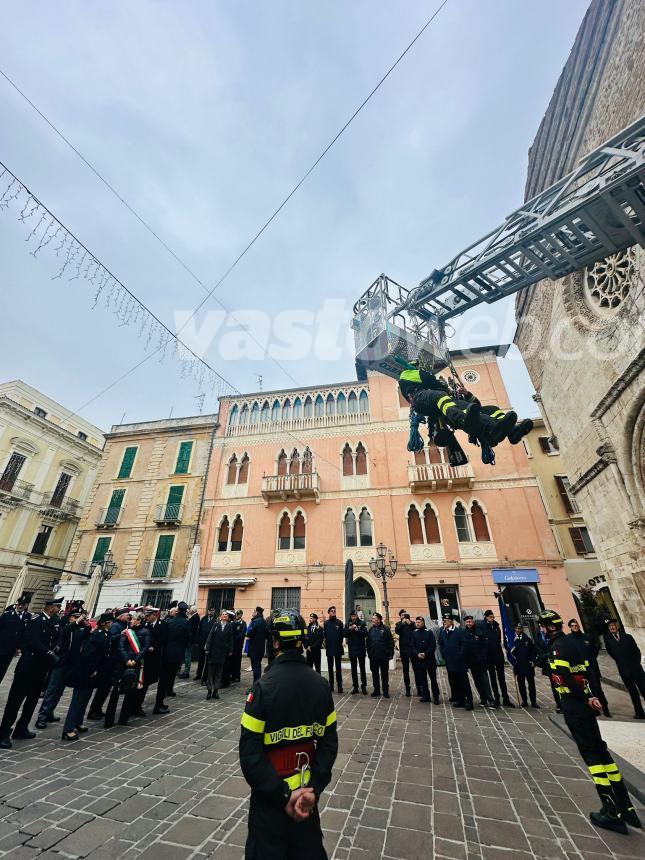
{"left": 497, "top": 593, "right": 516, "bottom": 666}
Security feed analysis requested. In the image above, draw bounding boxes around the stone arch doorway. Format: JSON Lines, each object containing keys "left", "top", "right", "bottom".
{"left": 354, "top": 576, "right": 377, "bottom": 623}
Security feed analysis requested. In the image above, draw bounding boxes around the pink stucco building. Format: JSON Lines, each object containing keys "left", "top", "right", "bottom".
{"left": 198, "top": 347, "right": 577, "bottom": 632}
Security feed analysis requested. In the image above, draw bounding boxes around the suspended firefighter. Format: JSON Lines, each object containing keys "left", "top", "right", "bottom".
{"left": 539, "top": 610, "right": 641, "bottom": 835}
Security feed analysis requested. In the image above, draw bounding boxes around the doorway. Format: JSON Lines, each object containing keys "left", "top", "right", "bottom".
{"left": 426, "top": 584, "right": 461, "bottom": 622}
{"left": 501, "top": 584, "right": 543, "bottom": 640}
{"left": 354, "top": 577, "right": 377, "bottom": 623}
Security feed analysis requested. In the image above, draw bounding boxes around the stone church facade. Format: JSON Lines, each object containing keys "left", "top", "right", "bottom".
{"left": 515, "top": 0, "right": 645, "bottom": 647}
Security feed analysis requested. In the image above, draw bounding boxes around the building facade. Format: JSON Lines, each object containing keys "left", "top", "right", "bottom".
{"left": 0, "top": 380, "right": 104, "bottom": 607}
{"left": 523, "top": 416, "right": 620, "bottom": 623}
{"left": 60, "top": 414, "right": 217, "bottom": 611}
{"left": 199, "top": 349, "right": 577, "bottom": 632}
{"left": 514, "top": 0, "right": 645, "bottom": 648}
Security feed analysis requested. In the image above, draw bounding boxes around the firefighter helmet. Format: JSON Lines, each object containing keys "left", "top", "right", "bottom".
{"left": 271, "top": 608, "right": 307, "bottom": 648}
{"left": 538, "top": 609, "right": 563, "bottom": 629}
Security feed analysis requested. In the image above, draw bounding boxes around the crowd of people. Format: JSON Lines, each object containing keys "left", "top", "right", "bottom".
{"left": 0, "top": 592, "right": 644, "bottom": 752}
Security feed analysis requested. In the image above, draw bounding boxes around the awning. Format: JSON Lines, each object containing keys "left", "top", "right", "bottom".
{"left": 199, "top": 577, "right": 257, "bottom": 587}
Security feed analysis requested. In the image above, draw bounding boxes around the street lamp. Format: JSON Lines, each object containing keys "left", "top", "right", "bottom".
{"left": 369, "top": 542, "right": 398, "bottom": 626}
{"left": 91, "top": 550, "right": 118, "bottom": 617}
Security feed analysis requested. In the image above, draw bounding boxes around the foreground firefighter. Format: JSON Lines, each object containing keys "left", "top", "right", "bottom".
{"left": 539, "top": 610, "right": 641, "bottom": 835}
{"left": 239, "top": 609, "right": 338, "bottom": 859}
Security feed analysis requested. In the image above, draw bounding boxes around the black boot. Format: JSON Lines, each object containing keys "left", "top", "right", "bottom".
{"left": 508, "top": 419, "right": 533, "bottom": 444}
{"left": 405, "top": 688, "right": 411, "bottom": 698}
{"left": 487, "top": 411, "right": 517, "bottom": 445}
{"left": 613, "top": 777, "right": 642, "bottom": 828}
{"left": 590, "top": 807, "right": 628, "bottom": 834}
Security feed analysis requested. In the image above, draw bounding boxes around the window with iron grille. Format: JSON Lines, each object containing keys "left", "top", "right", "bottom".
{"left": 50, "top": 473, "right": 72, "bottom": 508}
{"left": 141, "top": 589, "right": 174, "bottom": 611}
{"left": 271, "top": 587, "right": 301, "bottom": 612}
{"left": 207, "top": 587, "right": 236, "bottom": 613}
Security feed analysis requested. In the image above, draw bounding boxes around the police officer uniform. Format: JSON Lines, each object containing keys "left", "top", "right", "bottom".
{"left": 510, "top": 626, "right": 539, "bottom": 708}
{"left": 0, "top": 597, "right": 31, "bottom": 684}
{"left": 0, "top": 597, "right": 63, "bottom": 748}
{"left": 239, "top": 610, "right": 338, "bottom": 859}
{"left": 540, "top": 610, "right": 641, "bottom": 834}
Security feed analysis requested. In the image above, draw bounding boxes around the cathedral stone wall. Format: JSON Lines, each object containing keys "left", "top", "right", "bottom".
{"left": 515, "top": 0, "right": 645, "bottom": 648}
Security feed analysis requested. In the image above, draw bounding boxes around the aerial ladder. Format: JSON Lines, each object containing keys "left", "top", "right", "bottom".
{"left": 352, "top": 113, "right": 645, "bottom": 379}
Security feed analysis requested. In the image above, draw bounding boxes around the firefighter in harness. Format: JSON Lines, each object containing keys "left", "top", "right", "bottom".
{"left": 239, "top": 608, "right": 339, "bottom": 859}
{"left": 538, "top": 610, "right": 641, "bottom": 835}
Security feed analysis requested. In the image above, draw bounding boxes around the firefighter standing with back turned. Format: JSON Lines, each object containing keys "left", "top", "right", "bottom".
{"left": 239, "top": 608, "right": 338, "bottom": 859}
{"left": 539, "top": 610, "right": 641, "bottom": 835}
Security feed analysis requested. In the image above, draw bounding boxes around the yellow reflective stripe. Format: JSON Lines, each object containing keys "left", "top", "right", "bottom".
{"left": 264, "top": 723, "right": 326, "bottom": 745}
{"left": 604, "top": 763, "right": 619, "bottom": 773}
{"left": 589, "top": 764, "right": 607, "bottom": 774}
{"left": 326, "top": 710, "right": 337, "bottom": 727}
{"left": 278, "top": 629, "right": 305, "bottom": 638}
{"left": 437, "top": 395, "right": 450, "bottom": 408}
{"left": 284, "top": 769, "right": 311, "bottom": 790}
{"left": 570, "top": 664, "right": 587, "bottom": 672}
{"left": 241, "top": 712, "right": 266, "bottom": 733}
{"left": 551, "top": 659, "right": 571, "bottom": 669}
{"left": 400, "top": 370, "right": 422, "bottom": 383}
{"left": 490, "top": 409, "right": 505, "bottom": 418}
{"left": 441, "top": 401, "right": 456, "bottom": 415}
{"left": 607, "top": 772, "right": 622, "bottom": 782}
{"left": 555, "top": 686, "right": 570, "bottom": 694}
{"left": 593, "top": 776, "right": 611, "bottom": 786}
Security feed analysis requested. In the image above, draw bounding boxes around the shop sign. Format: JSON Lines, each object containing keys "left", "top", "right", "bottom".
{"left": 492, "top": 568, "right": 540, "bottom": 584}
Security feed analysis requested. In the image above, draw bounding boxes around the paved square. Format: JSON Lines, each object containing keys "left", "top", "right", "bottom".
{"left": 0, "top": 662, "right": 643, "bottom": 859}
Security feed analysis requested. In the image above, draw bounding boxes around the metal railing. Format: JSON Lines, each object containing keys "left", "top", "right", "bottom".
{"left": 145, "top": 558, "right": 173, "bottom": 579}
{"left": 408, "top": 462, "right": 474, "bottom": 485}
{"left": 153, "top": 503, "right": 183, "bottom": 524}
{"left": 0, "top": 477, "right": 34, "bottom": 501}
{"left": 96, "top": 506, "right": 124, "bottom": 527}
{"left": 227, "top": 410, "right": 369, "bottom": 437}
{"left": 262, "top": 472, "right": 320, "bottom": 495}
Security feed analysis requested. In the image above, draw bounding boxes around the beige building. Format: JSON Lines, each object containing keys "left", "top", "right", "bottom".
{"left": 515, "top": 0, "right": 645, "bottom": 648}
{"left": 0, "top": 380, "right": 104, "bottom": 607}
{"left": 523, "top": 417, "right": 620, "bottom": 621}
{"left": 60, "top": 413, "right": 217, "bottom": 611}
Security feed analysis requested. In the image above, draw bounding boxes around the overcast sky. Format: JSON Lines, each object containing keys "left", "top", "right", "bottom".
{"left": 0, "top": 0, "right": 589, "bottom": 432}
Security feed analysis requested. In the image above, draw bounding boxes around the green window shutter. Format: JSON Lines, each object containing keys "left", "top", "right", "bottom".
{"left": 105, "top": 489, "right": 125, "bottom": 525}
{"left": 165, "top": 485, "right": 184, "bottom": 519}
{"left": 118, "top": 446, "right": 137, "bottom": 479}
{"left": 174, "top": 441, "right": 193, "bottom": 474}
{"left": 155, "top": 535, "right": 175, "bottom": 560}
{"left": 92, "top": 537, "right": 112, "bottom": 564}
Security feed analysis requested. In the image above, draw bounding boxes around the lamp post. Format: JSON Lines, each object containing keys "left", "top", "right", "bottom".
{"left": 369, "top": 542, "right": 398, "bottom": 627}
{"left": 91, "top": 550, "right": 117, "bottom": 617}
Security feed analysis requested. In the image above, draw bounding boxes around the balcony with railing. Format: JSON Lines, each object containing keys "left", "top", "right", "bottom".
{"left": 227, "top": 409, "right": 370, "bottom": 437}
{"left": 153, "top": 503, "right": 183, "bottom": 525}
{"left": 145, "top": 558, "right": 174, "bottom": 579}
{"left": 408, "top": 461, "right": 474, "bottom": 492}
{"left": 0, "top": 477, "right": 34, "bottom": 503}
{"left": 96, "top": 506, "right": 125, "bottom": 528}
{"left": 261, "top": 472, "right": 321, "bottom": 504}
{"left": 42, "top": 495, "right": 81, "bottom": 519}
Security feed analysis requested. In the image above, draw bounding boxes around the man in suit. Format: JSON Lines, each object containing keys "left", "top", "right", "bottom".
{"left": 0, "top": 597, "right": 63, "bottom": 749}
{"left": 411, "top": 616, "right": 440, "bottom": 704}
{"left": 478, "top": 609, "right": 515, "bottom": 708}
{"left": 510, "top": 622, "right": 539, "bottom": 709}
{"left": 345, "top": 610, "right": 368, "bottom": 694}
{"left": 366, "top": 612, "right": 394, "bottom": 697}
{"left": 604, "top": 619, "right": 645, "bottom": 719}
{"left": 153, "top": 601, "right": 193, "bottom": 714}
{"left": 36, "top": 609, "right": 90, "bottom": 727}
{"left": 231, "top": 610, "right": 247, "bottom": 683}
{"left": 439, "top": 615, "right": 473, "bottom": 710}
{"left": 323, "top": 606, "right": 345, "bottom": 693}
{"left": 204, "top": 611, "right": 234, "bottom": 699}
{"left": 395, "top": 610, "right": 416, "bottom": 697}
{"left": 0, "top": 594, "right": 31, "bottom": 685}
{"left": 245, "top": 606, "right": 266, "bottom": 685}
{"left": 306, "top": 613, "right": 324, "bottom": 674}
{"left": 195, "top": 608, "right": 216, "bottom": 683}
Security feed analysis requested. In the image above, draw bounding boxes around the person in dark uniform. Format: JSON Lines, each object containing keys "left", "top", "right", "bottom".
{"left": 535, "top": 622, "right": 562, "bottom": 712}
{"left": 344, "top": 611, "right": 368, "bottom": 695}
{"left": 0, "top": 596, "right": 63, "bottom": 748}
{"left": 539, "top": 610, "right": 641, "bottom": 834}
{"left": 0, "top": 594, "right": 31, "bottom": 685}
{"left": 395, "top": 611, "right": 416, "bottom": 697}
{"left": 510, "top": 622, "right": 539, "bottom": 709}
{"left": 246, "top": 607, "right": 266, "bottom": 685}
{"left": 232, "top": 610, "right": 248, "bottom": 683}
{"left": 87, "top": 609, "right": 130, "bottom": 720}
{"left": 306, "top": 613, "right": 323, "bottom": 674}
{"left": 154, "top": 601, "right": 193, "bottom": 714}
{"left": 36, "top": 609, "right": 90, "bottom": 727}
{"left": 463, "top": 616, "right": 495, "bottom": 707}
{"left": 478, "top": 610, "right": 515, "bottom": 708}
{"left": 439, "top": 615, "right": 473, "bottom": 710}
{"left": 195, "top": 607, "right": 216, "bottom": 683}
{"left": 61, "top": 613, "right": 113, "bottom": 741}
{"left": 323, "top": 607, "right": 344, "bottom": 693}
{"left": 568, "top": 619, "right": 611, "bottom": 718}
{"left": 204, "top": 610, "right": 234, "bottom": 700}
{"left": 366, "top": 613, "right": 394, "bottom": 698}
{"left": 117, "top": 612, "right": 151, "bottom": 725}
{"left": 411, "top": 616, "right": 440, "bottom": 704}
{"left": 239, "top": 608, "right": 338, "bottom": 860}
{"left": 603, "top": 619, "right": 645, "bottom": 720}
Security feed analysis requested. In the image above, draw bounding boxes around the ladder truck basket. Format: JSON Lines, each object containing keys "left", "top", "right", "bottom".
{"left": 352, "top": 274, "right": 447, "bottom": 379}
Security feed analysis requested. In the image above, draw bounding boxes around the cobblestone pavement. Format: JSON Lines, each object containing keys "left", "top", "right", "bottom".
{"left": 0, "top": 661, "right": 644, "bottom": 860}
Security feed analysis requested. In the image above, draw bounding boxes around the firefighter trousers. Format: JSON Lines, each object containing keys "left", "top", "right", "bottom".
{"left": 245, "top": 793, "right": 328, "bottom": 859}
